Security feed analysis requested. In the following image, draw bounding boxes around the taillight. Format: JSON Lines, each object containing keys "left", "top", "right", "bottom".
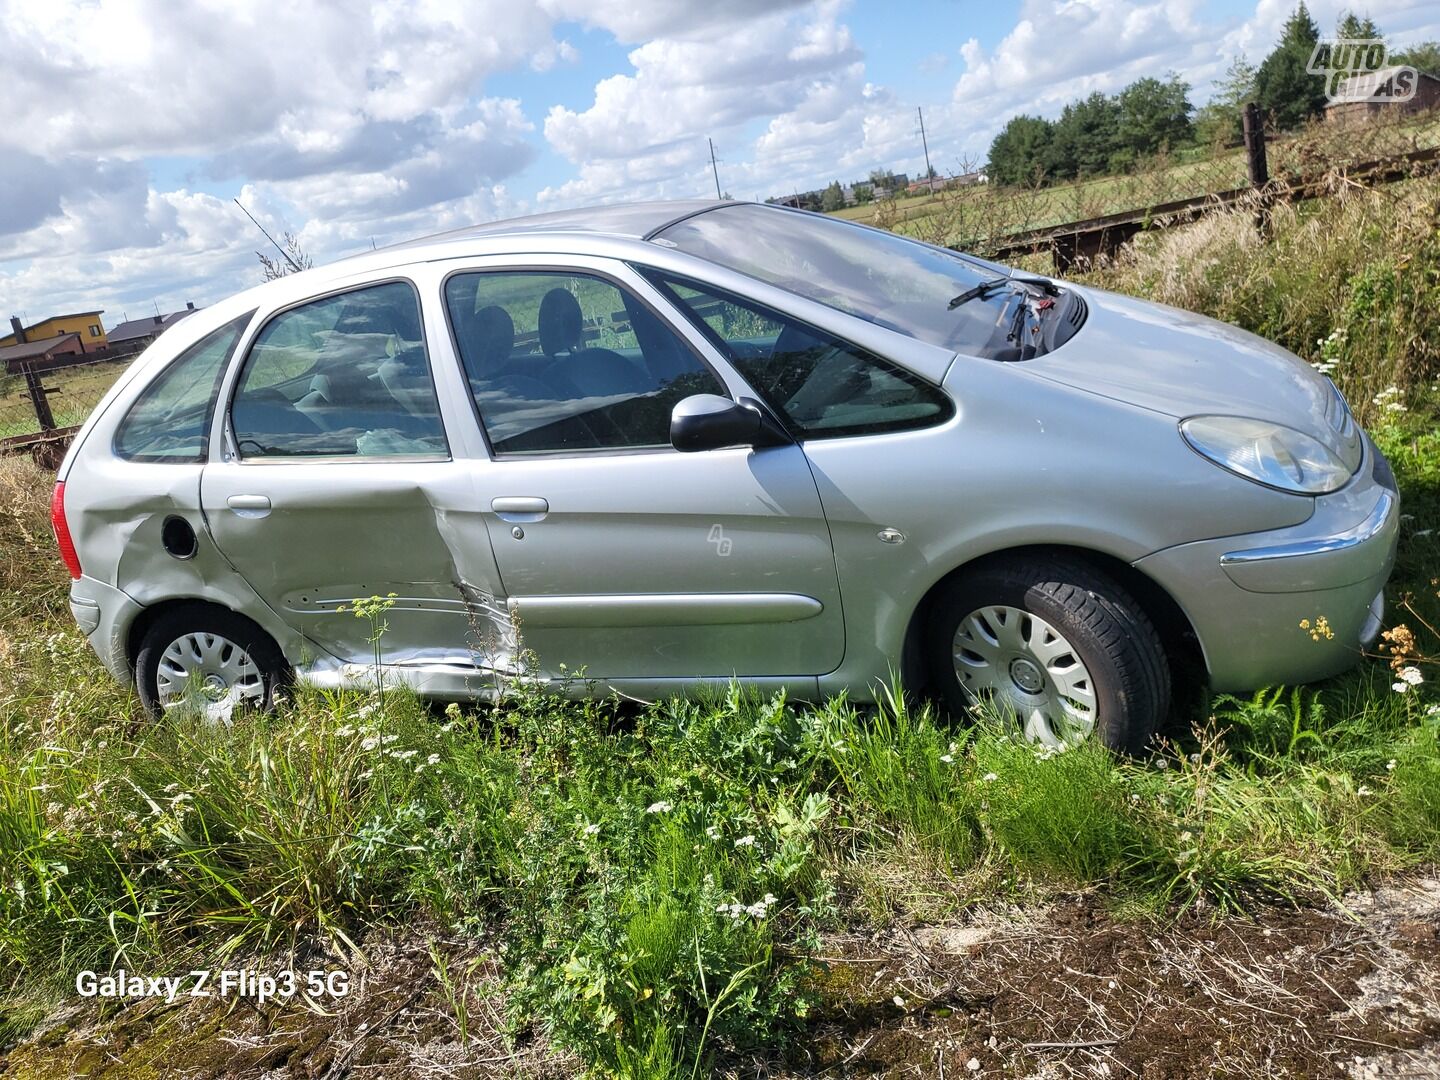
{"left": 51, "top": 481, "right": 82, "bottom": 580}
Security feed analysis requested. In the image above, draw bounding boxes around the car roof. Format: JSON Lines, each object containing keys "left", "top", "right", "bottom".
{"left": 378, "top": 199, "right": 730, "bottom": 254}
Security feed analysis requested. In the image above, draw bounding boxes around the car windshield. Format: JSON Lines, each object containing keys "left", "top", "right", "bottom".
{"left": 654, "top": 204, "right": 1023, "bottom": 355}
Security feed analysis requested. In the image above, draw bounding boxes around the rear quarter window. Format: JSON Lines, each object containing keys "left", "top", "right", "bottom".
{"left": 113, "top": 313, "right": 253, "bottom": 463}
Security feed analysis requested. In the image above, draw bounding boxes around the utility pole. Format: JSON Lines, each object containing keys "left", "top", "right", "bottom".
{"left": 918, "top": 106, "right": 934, "bottom": 181}
{"left": 708, "top": 138, "right": 723, "bottom": 199}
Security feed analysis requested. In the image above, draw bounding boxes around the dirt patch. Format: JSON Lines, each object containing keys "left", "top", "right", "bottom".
{"left": 6, "top": 882, "right": 1439, "bottom": 1078}
{"left": 0, "top": 933, "right": 576, "bottom": 1079}
{"left": 774, "top": 876, "right": 1440, "bottom": 1079}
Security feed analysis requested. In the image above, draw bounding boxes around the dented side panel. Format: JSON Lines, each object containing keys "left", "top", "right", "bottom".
{"left": 198, "top": 460, "right": 507, "bottom": 670}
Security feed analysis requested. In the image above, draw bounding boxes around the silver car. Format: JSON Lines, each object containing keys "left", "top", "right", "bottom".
{"left": 53, "top": 200, "right": 1398, "bottom": 751}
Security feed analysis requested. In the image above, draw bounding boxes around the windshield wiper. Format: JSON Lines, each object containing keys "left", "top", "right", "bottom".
{"left": 947, "top": 277, "right": 1010, "bottom": 310}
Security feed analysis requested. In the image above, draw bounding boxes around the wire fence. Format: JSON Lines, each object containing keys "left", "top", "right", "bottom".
{"left": 0, "top": 354, "right": 134, "bottom": 450}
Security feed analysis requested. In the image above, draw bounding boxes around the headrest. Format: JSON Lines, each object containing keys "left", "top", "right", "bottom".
{"left": 538, "top": 288, "right": 583, "bottom": 358}
{"left": 467, "top": 304, "right": 514, "bottom": 370}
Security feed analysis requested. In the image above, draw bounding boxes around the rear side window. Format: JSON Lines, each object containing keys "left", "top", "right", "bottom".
{"left": 113, "top": 313, "right": 252, "bottom": 462}
{"left": 645, "top": 274, "right": 952, "bottom": 440}
{"left": 231, "top": 281, "right": 447, "bottom": 459}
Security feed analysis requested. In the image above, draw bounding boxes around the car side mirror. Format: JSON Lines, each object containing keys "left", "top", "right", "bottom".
{"left": 670, "top": 394, "right": 786, "bottom": 452}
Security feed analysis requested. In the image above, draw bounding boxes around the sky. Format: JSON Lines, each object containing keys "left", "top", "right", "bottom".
{"left": 3, "top": 0, "right": 1439, "bottom": 330}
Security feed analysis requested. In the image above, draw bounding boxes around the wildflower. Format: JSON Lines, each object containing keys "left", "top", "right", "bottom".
{"left": 582, "top": 823, "right": 601, "bottom": 836}
{"left": 1398, "top": 666, "right": 1424, "bottom": 687}
{"left": 982, "top": 772, "right": 998, "bottom": 782}
{"left": 426, "top": 753, "right": 440, "bottom": 766}
{"left": 336, "top": 725, "right": 355, "bottom": 737}
{"left": 1358, "top": 785, "right": 1374, "bottom": 796}
{"left": 940, "top": 754, "right": 954, "bottom": 764}
{"left": 360, "top": 735, "right": 380, "bottom": 751}
{"left": 1386, "top": 759, "right": 1397, "bottom": 771}
{"left": 734, "top": 834, "right": 756, "bottom": 848}
{"left": 705, "top": 825, "right": 721, "bottom": 840}
{"left": 646, "top": 800, "right": 673, "bottom": 814}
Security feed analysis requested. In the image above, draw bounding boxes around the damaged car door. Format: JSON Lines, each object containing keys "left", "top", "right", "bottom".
{"left": 200, "top": 279, "right": 504, "bottom": 673}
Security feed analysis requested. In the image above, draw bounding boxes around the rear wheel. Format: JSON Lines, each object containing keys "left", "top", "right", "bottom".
{"left": 135, "top": 606, "right": 288, "bottom": 722}
{"left": 926, "top": 556, "right": 1169, "bottom": 754}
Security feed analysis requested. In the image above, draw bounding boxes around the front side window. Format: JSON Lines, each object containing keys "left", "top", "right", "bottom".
{"left": 231, "top": 281, "right": 447, "bottom": 459}
{"left": 113, "top": 312, "right": 252, "bottom": 462}
{"left": 444, "top": 270, "right": 724, "bottom": 454}
{"left": 645, "top": 274, "right": 952, "bottom": 440}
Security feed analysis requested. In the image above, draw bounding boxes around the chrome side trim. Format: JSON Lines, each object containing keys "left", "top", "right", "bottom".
{"left": 508, "top": 592, "right": 824, "bottom": 628}
{"left": 1219, "top": 491, "right": 1394, "bottom": 565}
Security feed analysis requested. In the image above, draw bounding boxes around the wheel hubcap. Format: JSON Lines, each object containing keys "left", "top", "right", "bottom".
{"left": 952, "top": 605, "right": 1097, "bottom": 747}
{"left": 156, "top": 632, "right": 263, "bottom": 723}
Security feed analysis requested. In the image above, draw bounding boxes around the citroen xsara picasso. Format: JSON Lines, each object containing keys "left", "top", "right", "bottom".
{"left": 53, "top": 201, "right": 1398, "bottom": 751}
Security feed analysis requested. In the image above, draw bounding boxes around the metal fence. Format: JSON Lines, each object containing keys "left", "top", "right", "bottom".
{"left": 0, "top": 353, "right": 136, "bottom": 456}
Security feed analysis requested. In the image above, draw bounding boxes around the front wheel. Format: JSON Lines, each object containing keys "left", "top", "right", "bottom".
{"left": 926, "top": 557, "right": 1170, "bottom": 754}
{"left": 135, "top": 606, "right": 289, "bottom": 722}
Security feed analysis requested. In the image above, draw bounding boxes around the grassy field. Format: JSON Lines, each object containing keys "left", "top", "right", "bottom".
{"left": 1, "top": 173, "right": 1439, "bottom": 1077}
{"left": 832, "top": 111, "right": 1440, "bottom": 253}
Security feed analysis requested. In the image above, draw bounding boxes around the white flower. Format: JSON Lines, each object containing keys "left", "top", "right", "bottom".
{"left": 734, "top": 834, "right": 756, "bottom": 848}
{"left": 1358, "top": 785, "right": 1374, "bottom": 796}
{"left": 705, "top": 825, "right": 721, "bottom": 840}
{"left": 1387, "top": 759, "right": 1397, "bottom": 771}
{"left": 426, "top": 753, "right": 440, "bottom": 766}
{"left": 1398, "top": 666, "right": 1424, "bottom": 686}
{"left": 982, "top": 772, "right": 998, "bottom": 782}
{"left": 646, "top": 800, "right": 673, "bottom": 814}
{"left": 360, "top": 735, "right": 380, "bottom": 751}
{"left": 582, "top": 823, "right": 600, "bottom": 836}
{"left": 939, "top": 754, "right": 954, "bottom": 764}
{"left": 1393, "top": 681, "right": 1411, "bottom": 695}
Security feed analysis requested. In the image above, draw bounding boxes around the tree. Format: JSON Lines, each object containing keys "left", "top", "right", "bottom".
{"left": 820, "top": 180, "right": 845, "bottom": 212}
{"left": 257, "top": 231, "right": 313, "bottom": 281}
{"left": 1253, "top": 3, "right": 1327, "bottom": 130}
{"left": 1047, "top": 92, "right": 1122, "bottom": 178}
{"left": 1194, "top": 54, "right": 1257, "bottom": 146}
{"left": 1393, "top": 41, "right": 1440, "bottom": 78}
{"left": 1336, "top": 11, "right": 1382, "bottom": 44}
{"left": 1116, "top": 74, "right": 1194, "bottom": 160}
{"left": 986, "top": 115, "right": 1055, "bottom": 186}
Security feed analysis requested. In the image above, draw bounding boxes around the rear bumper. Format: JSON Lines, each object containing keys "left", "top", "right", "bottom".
{"left": 1134, "top": 443, "right": 1398, "bottom": 692}
{"left": 69, "top": 575, "right": 143, "bottom": 687}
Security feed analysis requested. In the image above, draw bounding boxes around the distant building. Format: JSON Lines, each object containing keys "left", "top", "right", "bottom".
{"left": 107, "top": 302, "right": 200, "bottom": 350}
{"left": 1, "top": 333, "right": 85, "bottom": 375}
{"left": 1325, "top": 68, "right": 1440, "bottom": 125}
{"left": 0, "top": 310, "right": 107, "bottom": 352}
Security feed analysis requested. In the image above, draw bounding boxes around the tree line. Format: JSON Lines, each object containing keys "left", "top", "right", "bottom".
{"left": 987, "top": 4, "right": 1440, "bottom": 188}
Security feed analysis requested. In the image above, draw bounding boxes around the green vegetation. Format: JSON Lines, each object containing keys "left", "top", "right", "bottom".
{"left": 0, "top": 359, "right": 130, "bottom": 441}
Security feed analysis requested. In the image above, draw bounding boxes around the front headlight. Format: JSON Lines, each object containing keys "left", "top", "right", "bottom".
{"left": 1180, "top": 415, "right": 1352, "bottom": 494}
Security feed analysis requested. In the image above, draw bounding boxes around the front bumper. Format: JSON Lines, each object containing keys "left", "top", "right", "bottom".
{"left": 1133, "top": 442, "right": 1399, "bottom": 692}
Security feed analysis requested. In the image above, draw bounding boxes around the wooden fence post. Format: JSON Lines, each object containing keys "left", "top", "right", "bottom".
{"left": 20, "top": 362, "right": 56, "bottom": 432}
{"left": 1242, "top": 102, "right": 1269, "bottom": 188}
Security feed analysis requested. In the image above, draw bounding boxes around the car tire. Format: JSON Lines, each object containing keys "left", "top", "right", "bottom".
{"left": 135, "top": 605, "right": 289, "bottom": 721}
{"left": 926, "top": 556, "right": 1169, "bottom": 754}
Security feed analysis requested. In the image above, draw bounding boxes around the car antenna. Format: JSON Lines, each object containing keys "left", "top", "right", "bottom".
{"left": 233, "top": 198, "right": 303, "bottom": 273}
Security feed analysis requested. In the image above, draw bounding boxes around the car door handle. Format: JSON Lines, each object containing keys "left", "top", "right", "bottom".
{"left": 491, "top": 496, "right": 549, "bottom": 522}
{"left": 226, "top": 494, "right": 272, "bottom": 516}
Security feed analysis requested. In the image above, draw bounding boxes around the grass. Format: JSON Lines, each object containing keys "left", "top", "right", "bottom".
{"left": 2, "top": 163, "right": 1440, "bottom": 1077}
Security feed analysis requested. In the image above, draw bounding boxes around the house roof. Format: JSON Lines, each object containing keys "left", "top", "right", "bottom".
{"left": 0, "top": 333, "right": 81, "bottom": 362}
{"left": 106, "top": 307, "right": 199, "bottom": 344}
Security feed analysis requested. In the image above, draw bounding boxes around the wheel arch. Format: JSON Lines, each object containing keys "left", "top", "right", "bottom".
{"left": 902, "top": 543, "right": 1208, "bottom": 710}
{"left": 125, "top": 597, "right": 281, "bottom": 672}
